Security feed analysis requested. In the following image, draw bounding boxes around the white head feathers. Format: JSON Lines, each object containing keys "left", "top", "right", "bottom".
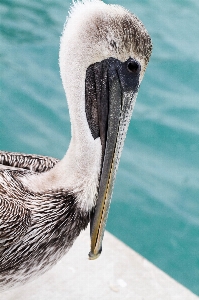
{"left": 59, "top": 0, "right": 152, "bottom": 94}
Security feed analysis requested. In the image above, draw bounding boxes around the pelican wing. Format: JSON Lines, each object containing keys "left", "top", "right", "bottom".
{"left": 0, "top": 191, "right": 31, "bottom": 250}
{"left": 0, "top": 151, "right": 59, "bottom": 249}
{"left": 0, "top": 151, "right": 59, "bottom": 173}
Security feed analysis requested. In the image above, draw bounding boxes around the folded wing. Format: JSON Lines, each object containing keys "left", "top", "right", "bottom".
{"left": 0, "top": 151, "right": 59, "bottom": 249}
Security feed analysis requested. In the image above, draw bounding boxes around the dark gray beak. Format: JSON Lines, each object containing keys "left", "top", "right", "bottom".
{"left": 85, "top": 57, "right": 141, "bottom": 259}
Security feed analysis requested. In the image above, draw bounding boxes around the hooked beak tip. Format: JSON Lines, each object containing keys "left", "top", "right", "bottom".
{"left": 88, "top": 247, "right": 102, "bottom": 260}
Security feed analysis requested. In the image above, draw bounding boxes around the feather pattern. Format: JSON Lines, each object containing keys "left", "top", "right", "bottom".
{"left": 0, "top": 157, "right": 89, "bottom": 289}
{"left": 0, "top": 151, "right": 59, "bottom": 173}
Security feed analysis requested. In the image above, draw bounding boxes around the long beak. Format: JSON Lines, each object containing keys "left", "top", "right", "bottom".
{"left": 85, "top": 57, "right": 141, "bottom": 259}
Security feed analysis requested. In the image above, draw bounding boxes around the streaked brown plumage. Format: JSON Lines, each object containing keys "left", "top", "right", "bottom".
{"left": 0, "top": 151, "right": 89, "bottom": 289}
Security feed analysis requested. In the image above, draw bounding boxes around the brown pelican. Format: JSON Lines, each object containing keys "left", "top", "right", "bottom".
{"left": 0, "top": 0, "right": 152, "bottom": 290}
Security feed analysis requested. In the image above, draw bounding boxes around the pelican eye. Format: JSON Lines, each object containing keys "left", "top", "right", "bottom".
{"left": 127, "top": 61, "right": 140, "bottom": 73}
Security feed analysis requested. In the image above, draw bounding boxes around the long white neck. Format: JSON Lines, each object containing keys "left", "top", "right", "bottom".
{"left": 20, "top": 71, "right": 102, "bottom": 211}
{"left": 20, "top": 11, "right": 103, "bottom": 211}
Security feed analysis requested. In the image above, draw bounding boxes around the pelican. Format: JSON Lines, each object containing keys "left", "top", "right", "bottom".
{"left": 0, "top": 0, "right": 152, "bottom": 290}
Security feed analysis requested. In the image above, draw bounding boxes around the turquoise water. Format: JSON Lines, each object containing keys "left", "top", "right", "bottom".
{"left": 0, "top": 0, "right": 199, "bottom": 295}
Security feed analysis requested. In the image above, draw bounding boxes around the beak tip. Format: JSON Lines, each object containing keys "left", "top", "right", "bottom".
{"left": 88, "top": 246, "right": 102, "bottom": 260}
{"left": 88, "top": 252, "right": 101, "bottom": 260}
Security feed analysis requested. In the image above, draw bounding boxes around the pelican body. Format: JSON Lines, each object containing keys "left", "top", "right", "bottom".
{"left": 0, "top": 0, "right": 152, "bottom": 290}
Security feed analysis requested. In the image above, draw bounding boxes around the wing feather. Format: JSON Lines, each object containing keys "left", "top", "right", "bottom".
{"left": 0, "top": 151, "right": 59, "bottom": 173}
{"left": 0, "top": 150, "right": 59, "bottom": 249}
{"left": 0, "top": 195, "right": 31, "bottom": 250}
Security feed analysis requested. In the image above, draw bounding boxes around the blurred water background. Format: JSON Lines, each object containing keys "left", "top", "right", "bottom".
{"left": 0, "top": 0, "right": 199, "bottom": 295}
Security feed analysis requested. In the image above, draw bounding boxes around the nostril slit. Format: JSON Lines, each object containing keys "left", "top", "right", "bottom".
{"left": 127, "top": 61, "right": 140, "bottom": 73}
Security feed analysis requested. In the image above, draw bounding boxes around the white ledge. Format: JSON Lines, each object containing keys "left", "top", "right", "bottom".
{"left": 1, "top": 228, "right": 198, "bottom": 299}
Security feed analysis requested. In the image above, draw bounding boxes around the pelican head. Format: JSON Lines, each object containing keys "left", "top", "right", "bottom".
{"left": 59, "top": 0, "right": 152, "bottom": 259}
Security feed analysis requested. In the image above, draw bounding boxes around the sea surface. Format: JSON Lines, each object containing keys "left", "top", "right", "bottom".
{"left": 0, "top": 0, "right": 199, "bottom": 295}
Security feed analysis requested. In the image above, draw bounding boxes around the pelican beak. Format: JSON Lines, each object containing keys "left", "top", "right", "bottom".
{"left": 85, "top": 57, "right": 141, "bottom": 259}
